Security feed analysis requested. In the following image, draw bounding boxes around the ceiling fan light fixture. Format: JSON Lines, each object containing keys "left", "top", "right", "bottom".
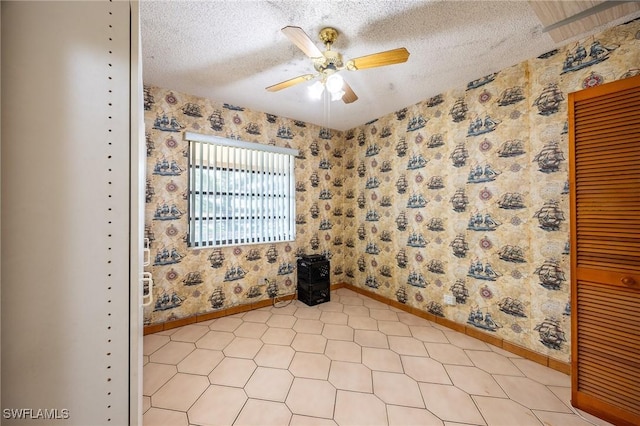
{"left": 325, "top": 73, "right": 344, "bottom": 94}
{"left": 308, "top": 80, "right": 324, "bottom": 100}
{"left": 330, "top": 88, "right": 345, "bottom": 102}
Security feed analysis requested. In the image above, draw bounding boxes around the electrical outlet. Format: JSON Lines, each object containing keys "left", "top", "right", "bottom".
{"left": 443, "top": 294, "right": 456, "bottom": 306}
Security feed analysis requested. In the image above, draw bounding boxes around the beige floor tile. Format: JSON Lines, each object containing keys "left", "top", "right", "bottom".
{"left": 348, "top": 315, "right": 379, "bottom": 330}
{"left": 511, "top": 358, "right": 570, "bottom": 386}
{"left": 142, "top": 290, "right": 615, "bottom": 426}
{"left": 443, "top": 422, "right": 479, "bottom": 426}
{"left": 149, "top": 341, "right": 195, "bottom": 365}
{"left": 266, "top": 313, "right": 297, "bottom": 328}
{"left": 322, "top": 324, "right": 355, "bottom": 341}
{"left": 233, "top": 322, "right": 268, "bottom": 339}
{"left": 286, "top": 378, "right": 336, "bottom": 418}
{"left": 334, "top": 390, "right": 387, "bottom": 426}
{"left": 493, "top": 375, "right": 572, "bottom": 413}
{"left": 241, "top": 309, "right": 272, "bottom": 323}
{"left": 431, "top": 322, "right": 452, "bottom": 333}
{"left": 208, "top": 357, "right": 256, "bottom": 387}
{"left": 340, "top": 295, "right": 365, "bottom": 305}
{"left": 143, "top": 407, "right": 189, "bottom": 426}
{"left": 270, "top": 302, "right": 298, "bottom": 315}
{"left": 342, "top": 304, "right": 371, "bottom": 317}
{"left": 254, "top": 344, "right": 295, "bottom": 369}
{"left": 489, "top": 344, "right": 523, "bottom": 358}
{"left": 547, "top": 384, "right": 571, "bottom": 407}
{"left": 320, "top": 311, "right": 349, "bottom": 325}
{"left": 547, "top": 383, "right": 607, "bottom": 425}
{"left": 401, "top": 355, "right": 452, "bottom": 384}
{"left": 291, "top": 333, "right": 327, "bottom": 353}
{"left": 188, "top": 385, "right": 247, "bottom": 426}
{"left": 533, "top": 410, "right": 598, "bottom": 426}
{"left": 293, "top": 319, "right": 324, "bottom": 334}
{"left": 465, "top": 350, "right": 523, "bottom": 376}
{"left": 362, "top": 298, "right": 391, "bottom": 309}
{"left": 370, "top": 308, "right": 399, "bottom": 321}
{"left": 571, "top": 409, "right": 616, "bottom": 426}
{"left": 328, "top": 360, "right": 372, "bottom": 392}
{"left": 169, "top": 324, "right": 210, "bottom": 343}
{"left": 143, "top": 334, "right": 170, "bottom": 356}
{"left": 177, "top": 348, "right": 224, "bottom": 375}
{"left": 235, "top": 399, "right": 292, "bottom": 426}
{"left": 222, "top": 337, "right": 263, "bottom": 358}
{"left": 335, "top": 288, "right": 358, "bottom": 296}
{"left": 260, "top": 327, "right": 296, "bottom": 345}
{"left": 387, "top": 404, "right": 444, "bottom": 426}
{"left": 244, "top": 367, "right": 294, "bottom": 402}
{"left": 195, "top": 330, "right": 235, "bottom": 350}
{"left": 362, "top": 347, "right": 403, "bottom": 372}
{"left": 294, "top": 300, "right": 315, "bottom": 309}
{"left": 445, "top": 365, "right": 507, "bottom": 397}
{"left": 208, "top": 316, "right": 243, "bottom": 332}
{"left": 410, "top": 325, "right": 449, "bottom": 343}
{"left": 317, "top": 300, "right": 344, "bottom": 312}
{"left": 373, "top": 371, "right": 424, "bottom": 408}
{"left": 473, "top": 395, "right": 541, "bottom": 425}
{"left": 388, "top": 335, "right": 428, "bottom": 356}
{"left": 419, "top": 383, "right": 486, "bottom": 425}
{"left": 143, "top": 362, "right": 177, "bottom": 396}
{"left": 443, "top": 330, "right": 491, "bottom": 350}
{"left": 425, "top": 342, "right": 474, "bottom": 366}
{"left": 378, "top": 320, "right": 412, "bottom": 336}
{"left": 294, "top": 307, "right": 322, "bottom": 320}
{"left": 143, "top": 395, "right": 151, "bottom": 413}
{"left": 324, "top": 340, "right": 362, "bottom": 362}
{"left": 151, "top": 373, "right": 209, "bottom": 411}
{"left": 396, "top": 311, "right": 432, "bottom": 326}
{"left": 354, "top": 330, "right": 389, "bottom": 348}
{"left": 289, "top": 352, "right": 331, "bottom": 379}
{"left": 289, "top": 414, "right": 338, "bottom": 426}
{"left": 153, "top": 328, "right": 179, "bottom": 336}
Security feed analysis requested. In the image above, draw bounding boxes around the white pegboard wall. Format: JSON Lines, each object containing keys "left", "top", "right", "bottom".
{"left": 1, "top": 1, "right": 135, "bottom": 424}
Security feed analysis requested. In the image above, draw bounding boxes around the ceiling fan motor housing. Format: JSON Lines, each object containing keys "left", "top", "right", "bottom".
{"left": 315, "top": 50, "right": 344, "bottom": 73}
{"left": 314, "top": 27, "right": 344, "bottom": 74}
{"left": 319, "top": 27, "right": 339, "bottom": 45}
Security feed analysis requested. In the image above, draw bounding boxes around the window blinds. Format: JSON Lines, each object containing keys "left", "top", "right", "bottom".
{"left": 185, "top": 132, "right": 298, "bottom": 248}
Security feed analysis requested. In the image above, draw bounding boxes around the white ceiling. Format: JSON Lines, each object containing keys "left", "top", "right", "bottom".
{"left": 141, "top": 1, "right": 640, "bottom": 131}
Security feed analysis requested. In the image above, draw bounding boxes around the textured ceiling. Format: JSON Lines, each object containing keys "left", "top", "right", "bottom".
{"left": 141, "top": 1, "right": 640, "bottom": 131}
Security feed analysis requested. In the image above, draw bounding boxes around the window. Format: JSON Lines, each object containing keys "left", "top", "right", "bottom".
{"left": 186, "top": 132, "right": 298, "bottom": 248}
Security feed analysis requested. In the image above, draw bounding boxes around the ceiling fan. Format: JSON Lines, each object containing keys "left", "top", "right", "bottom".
{"left": 266, "top": 26, "right": 410, "bottom": 104}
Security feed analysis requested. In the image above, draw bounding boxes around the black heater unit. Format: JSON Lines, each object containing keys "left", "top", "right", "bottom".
{"left": 297, "top": 254, "right": 330, "bottom": 306}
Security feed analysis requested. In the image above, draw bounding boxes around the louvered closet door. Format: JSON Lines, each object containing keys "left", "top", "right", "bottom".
{"left": 569, "top": 74, "right": 640, "bottom": 426}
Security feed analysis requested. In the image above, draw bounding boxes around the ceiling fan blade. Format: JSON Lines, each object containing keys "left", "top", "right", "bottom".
{"left": 266, "top": 74, "right": 315, "bottom": 92}
{"left": 347, "top": 47, "right": 410, "bottom": 70}
{"left": 282, "top": 26, "right": 323, "bottom": 58}
{"left": 342, "top": 80, "right": 358, "bottom": 104}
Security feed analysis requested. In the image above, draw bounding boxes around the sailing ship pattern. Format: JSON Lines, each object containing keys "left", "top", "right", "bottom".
{"left": 144, "top": 19, "right": 640, "bottom": 362}
{"left": 450, "top": 279, "right": 469, "bottom": 304}
{"left": 534, "top": 317, "right": 567, "bottom": 350}
{"left": 209, "top": 286, "right": 225, "bottom": 309}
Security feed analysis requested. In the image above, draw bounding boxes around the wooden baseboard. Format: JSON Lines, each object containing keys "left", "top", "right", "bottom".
{"left": 143, "top": 281, "right": 570, "bottom": 374}
{"left": 143, "top": 292, "right": 297, "bottom": 335}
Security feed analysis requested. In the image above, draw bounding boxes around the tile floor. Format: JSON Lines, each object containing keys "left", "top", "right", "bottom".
{"left": 143, "top": 288, "right": 612, "bottom": 426}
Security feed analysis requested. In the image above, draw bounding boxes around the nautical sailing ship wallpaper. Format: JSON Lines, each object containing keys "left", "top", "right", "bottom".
{"left": 143, "top": 19, "right": 640, "bottom": 362}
